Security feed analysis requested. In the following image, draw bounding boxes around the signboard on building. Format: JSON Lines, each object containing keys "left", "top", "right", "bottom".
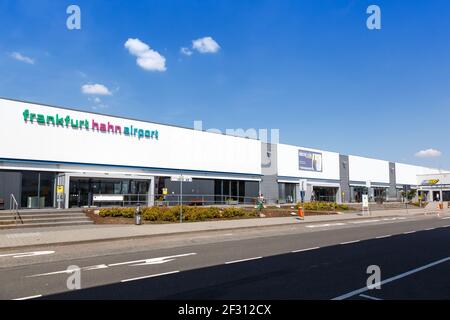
{"left": 421, "top": 179, "right": 439, "bottom": 186}
{"left": 56, "top": 185, "right": 64, "bottom": 194}
{"left": 93, "top": 195, "right": 124, "bottom": 202}
{"left": 171, "top": 176, "right": 193, "bottom": 182}
{"left": 299, "top": 150, "right": 323, "bottom": 172}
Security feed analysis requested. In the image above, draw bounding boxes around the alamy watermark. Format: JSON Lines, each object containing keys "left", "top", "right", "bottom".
{"left": 366, "top": 265, "right": 381, "bottom": 290}
{"left": 66, "top": 5, "right": 81, "bottom": 30}
{"left": 366, "top": 5, "right": 381, "bottom": 30}
{"left": 66, "top": 265, "right": 81, "bottom": 290}
{"left": 193, "top": 120, "right": 279, "bottom": 145}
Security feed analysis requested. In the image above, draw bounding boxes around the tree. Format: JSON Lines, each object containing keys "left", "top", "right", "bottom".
{"left": 401, "top": 189, "right": 417, "bottom": 201}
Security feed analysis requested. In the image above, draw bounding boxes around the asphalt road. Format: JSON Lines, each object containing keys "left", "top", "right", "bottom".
{"left": 1, "top": 214, "right": 449, "bottom": 300}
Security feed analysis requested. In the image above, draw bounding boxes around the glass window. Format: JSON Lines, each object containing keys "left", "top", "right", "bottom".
{"left": 21, "top": 172, "right": 39, "bottom": 208}
{"left": 21, "top": 172, "right": 55, "bottom": 208}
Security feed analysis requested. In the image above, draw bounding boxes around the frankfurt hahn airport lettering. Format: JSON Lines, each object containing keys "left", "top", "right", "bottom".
{"left": 22, "top": 109, "right": 159, "bottom": 141}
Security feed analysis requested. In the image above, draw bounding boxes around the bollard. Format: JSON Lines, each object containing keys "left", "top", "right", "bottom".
{"left": 135, "top": 203, "right": 142, "bottom": 225}
{"left": 298, "top": 206, "right": 304, "bottom": 220}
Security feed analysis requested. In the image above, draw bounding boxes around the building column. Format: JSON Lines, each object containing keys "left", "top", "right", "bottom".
{"left": 339, "top": 155, "right": 351, "bottom": 203}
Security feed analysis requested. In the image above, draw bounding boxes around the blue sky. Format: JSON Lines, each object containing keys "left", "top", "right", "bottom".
{"left": 1, "top": 0, "right": 450, "bottom": 168}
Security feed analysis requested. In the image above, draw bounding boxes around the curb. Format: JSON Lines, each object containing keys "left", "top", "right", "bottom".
{"left": 0, "top": 211, "right": 442, "bottom": 251}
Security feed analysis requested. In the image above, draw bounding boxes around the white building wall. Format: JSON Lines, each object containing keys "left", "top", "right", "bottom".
{"left": 277, "top": 144, "right": 340, "bottom": 180}
{"left": 0, "top": 99, "right": 261, "bottom": 176}
{"left": 395, "top": 163, "right": 441, "bottom": 185}
{"left": 349, "top": 155, "right": 389, "bottom": 183}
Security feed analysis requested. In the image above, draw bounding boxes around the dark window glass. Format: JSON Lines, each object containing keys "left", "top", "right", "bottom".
{"left": 39, "top": 172, "right": 55, "bottom": 208}
{"left": 21, "top": 172, "right": 55, "bottom": 208}
{"left": 21, "top": 172, "right": 39, "bottom": 208}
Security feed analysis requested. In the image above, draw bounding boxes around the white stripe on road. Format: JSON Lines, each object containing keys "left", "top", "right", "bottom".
{"left": 121, "top": 271, "right": 179, "bottom": 283}
{"left": 375, "top": 235, "right": 392, "bottom": 239}
{"left": 332, "top": 256, "right": 450, "bottom": 300}
{"left": 340, "top": 240, "right": 360, "bottom": 245}
{"left": 441, "top": 217, "right": 450, "bottom": 220}
{"left": 0, "top": 251, "right": 55, "bottom": 258}
{"left": 351, "top": 220, "right": 380, "bottom": 224}
{"left": 403, "top": 231, "right": 416, "bottom": 234}
{"left": 28, "top": 269, "right": 77, "bottom": 277}
{"left": 425, "top": 228, "right": 435, "bottom": 231}
{"left": 84, "top": 264, "right": 108, "bottom": 271}
{"left": 13, "top": 294, "right": 42, "bottom": 300}
{"left": 306, "top": 223, "right": 346, "bottom": 228}
{"left": 292, "top": 247, "right": 320, "bottom": 253}
{"left": 108, "top": 253, "right": 196, "bottom": 267}
{"left": 359, "top": 294, "right": 383, "bottom": 301}
{"left": 28, "top": 253, "right": 196, "bottom": 277}
{"left": 381, "top": 217, "right": 406, "bottom": 221}
{"left": 225, "top": 257, "right": 262, "bottom": 264}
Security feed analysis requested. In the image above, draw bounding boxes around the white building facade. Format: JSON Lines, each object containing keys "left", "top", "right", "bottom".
{"left": 0, "top": 97, "right": 445, "bottom": 209}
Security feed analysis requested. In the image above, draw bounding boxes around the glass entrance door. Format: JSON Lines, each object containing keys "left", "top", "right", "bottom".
{"left": 21, "top": 172, "right": 56, "bottom": 209}
{"left": 69, "top": 178, "right": 150, "bottom": 208}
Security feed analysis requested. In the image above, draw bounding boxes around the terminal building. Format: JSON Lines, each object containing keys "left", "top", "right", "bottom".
{"left": 0, "top": 97, "right": 448, "bottom": 210}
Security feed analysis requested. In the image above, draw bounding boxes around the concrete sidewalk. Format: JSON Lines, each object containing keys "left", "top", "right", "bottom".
{"left": 0, "top": 207, "right": 448, "bottom": 250}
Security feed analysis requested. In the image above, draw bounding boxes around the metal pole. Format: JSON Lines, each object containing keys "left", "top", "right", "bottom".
{"left": 180, "top": 174, "right": 183, "bottom": 223}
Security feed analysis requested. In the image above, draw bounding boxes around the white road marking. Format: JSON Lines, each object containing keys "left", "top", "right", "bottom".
{"left": 351, "top": 220, "right": 380, "bottom": 224}
{"left": 306, "top": 223, "right": 346, "bottom": 228}
{"left": 381, "top": 217, "right": 406, "bottom": 221}
{"left": 121, "top": 271, "right": 179, "bottom": 283}
{"left": 225, "top": 256, "right": 262, "bottom": 264}
{"left": 425, "top": 228, "right": 435, "bottom": 231}
{"left": 403, "top": 231, "right": 416, "bottom": 234}
{"left": 359, "top": 294, "right": 383, "bottom": 301}
{"left": 340, "top": 240, "right": 360, "bottom": 245}
{"left": 292, "top": 247, "right": 320, "bottom": 253}
{"left": 28, "top": 253, "right": 196, "bottom": 277}
{"left": 0, "top": 251, "right": 55, "bottom": 258}
{"left": 375, "top": 235, "right": 392, "bottom": 239}
{"left": 332, "top": 256, "right": 450, "bottom": 300}
{"left": 84, "top": 264, "right": 108, "bottom": 271}
{"left": 441, "top": 217, "right": 450, "bottom": 220}
{"left": 108, "top": 253, "right": 196, "bottom": 267}
{"left": 28, "top": 269, "right": 76, "bottom": 277}
{"left": 13, "top": 294, "right": 42, "bottom": 300}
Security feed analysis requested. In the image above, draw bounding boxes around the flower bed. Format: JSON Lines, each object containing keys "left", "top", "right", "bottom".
{"left": 95, "top": 206, "right": 256, "bottom": 223}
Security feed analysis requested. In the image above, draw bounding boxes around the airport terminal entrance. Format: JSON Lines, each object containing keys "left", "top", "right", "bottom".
{"left": 312, "top": 186, "right": 338, "bottom": 202}
{"left": 69, "top": 178, "right": 150, "bottom": 208}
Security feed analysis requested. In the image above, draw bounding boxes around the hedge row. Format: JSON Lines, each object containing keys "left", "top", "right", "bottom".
{"left": 296, "top": 202, "right": 349, "bottom": 211}
{"left": 98, "top": 206, "right": 257, "bottom": 222}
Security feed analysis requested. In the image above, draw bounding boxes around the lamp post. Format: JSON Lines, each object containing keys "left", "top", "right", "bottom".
{"left": 180, "top": 173, "right": 183, "bottom": 223}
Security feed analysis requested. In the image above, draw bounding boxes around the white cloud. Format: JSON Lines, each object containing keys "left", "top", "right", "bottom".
{"left": 81, "top": 84, "right": 112, "bottom": 96}
{"left": 415, "top": 148, "right": 442, "bottom": 158}
{"left": 192, "top": 36, "right": 220, "bottom": 54}
{"left": 124, "top": 38, "right": 166, "bottom": 72}
{"left": 10, "top": 52, "right": 35, "bottom": 64}
{"left": 180, "top": 47, "right": 193, "bottom": 56}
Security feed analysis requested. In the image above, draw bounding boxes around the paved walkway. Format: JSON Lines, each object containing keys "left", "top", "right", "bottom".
{"left": 0, "top": 207, "right": 448, "bottom": 250}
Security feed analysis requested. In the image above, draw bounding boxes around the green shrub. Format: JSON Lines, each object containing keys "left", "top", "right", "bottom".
{"left": 296, "top": 202, "right": 348, "bottom": 211}
{"left": 99, "top": 207, "right": 134, "bottom": 218}
{"left": 222, "top": 207, "right": 247, "bottom": 218}
{"left": 98, "top": 206, "right": 254, "bottom": 222}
